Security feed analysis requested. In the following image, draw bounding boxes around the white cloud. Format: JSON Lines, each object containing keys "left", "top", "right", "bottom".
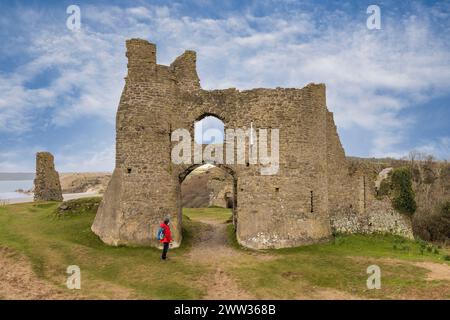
{"left": 414, "top": 137, "right": 450, "bottom": 161}
{"left": 0, "top": 144, "right": 115, "bottom": 173}
{"left": 0, "top": 146, "right": 45, "bottom": 172}
{"left": 55, "top": 144, "right": 115, "bottom": 172}
{"left": 1, "top": 2, "right": 449, "bottom": 171}
{"left": 0, "top": 13, "right": 128, "bottom": 132}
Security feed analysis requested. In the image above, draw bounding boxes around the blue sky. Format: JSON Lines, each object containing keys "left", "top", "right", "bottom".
{"left": 0, "top": 0, "right": 449, "bottom": 172}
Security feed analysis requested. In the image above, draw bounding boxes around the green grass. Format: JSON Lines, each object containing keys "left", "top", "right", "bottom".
{"left": 0, "top": 201, "right": 449, "bottom": 299}
{"left": 229, "top": 234, "right": 450, "bottom": 299}
{"left": 229, "top": 254, "right": 435, "bottom": 299}
{"left": 0, "top": 201, "right": 207, "bottom": 299}
{"left": 183, "top": 207, "right": 232, "bottom": 223}
{"left": 275, "top": 233, "right": 450, "bottom": 262}
{"left": 226, "top": 223, "right": 244, "bottom": 250}
{"left": 227, "top": 234, "right": 450, "bottom": 299}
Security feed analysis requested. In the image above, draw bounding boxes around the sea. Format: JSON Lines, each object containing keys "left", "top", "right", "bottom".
{"left": 0, "top": 180, "right": 34, "bottom": 200}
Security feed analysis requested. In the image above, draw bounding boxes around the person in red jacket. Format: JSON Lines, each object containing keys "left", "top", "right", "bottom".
{"left": 160, "top": 217, "right": 172, "bottom": 260}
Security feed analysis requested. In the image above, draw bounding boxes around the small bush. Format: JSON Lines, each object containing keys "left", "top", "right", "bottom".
{"left": 415, "top": 238, "right": 427, "bottom": 248}
{"left": 441, "top": 201, "right": 450, "bottom": 218}
{"left": 422, "top": 165, "right": 436, "bottom": 184}
{"left": 413, "top": 206, "right": 450, "bottom": 243}
{"left": 410, "top": 166, "right": 421, "bottom": 182}
{"left": 390, "top": 167, "right": 417, "bottom": 216}
{"left": 377, "top": 179, "right": 391, "bottom": 198}
{"left": 414, "top": 203, "right": 450, "bottom": 242}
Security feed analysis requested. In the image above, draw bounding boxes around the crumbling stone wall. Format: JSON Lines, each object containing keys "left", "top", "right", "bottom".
{"left": 209, "top": 185, "right": 233, "bottom": 208}
{"left": 34, "top": 152, "right": 63, "bottom": 202}
{"left": 92, "top": 39, "right": 412, "bottom": 249}
{"left": 328, "top": 159, "right": 414, "bottom": 238}
{"left": 207, "top": 172, "right": 233, "bottom": 208}
{"left": 330, "top": 198, "right": 413, "bottom": 238}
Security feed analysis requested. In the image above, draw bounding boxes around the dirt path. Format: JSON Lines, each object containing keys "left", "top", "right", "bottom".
{"left": 183, "top": 219, "right": 366, "bottom": 300}
{"left": 186, "top": 218, "right": 257, "bottom": 299}
{"left": 184, "top": 218, "right": 362, "bottom": 300}
{"left": 351, "top": 256, "right": 450, "bottom": 281}
{"left": 412, "top": 261, "right": 450, "bottom": 281}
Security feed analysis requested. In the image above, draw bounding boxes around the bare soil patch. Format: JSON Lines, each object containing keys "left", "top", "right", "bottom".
{"left": 412, "top": 261, "right": 450, "bottom": 281}
{"left": 0, "top": 247, "right": 76, "bottom": 300}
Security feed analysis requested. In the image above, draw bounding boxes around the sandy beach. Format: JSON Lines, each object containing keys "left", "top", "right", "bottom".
{"left": 0, "top": 192, "right": 101, "bottom": 205}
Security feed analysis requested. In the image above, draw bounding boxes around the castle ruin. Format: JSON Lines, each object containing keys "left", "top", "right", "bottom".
{"left": 34, "top": 152, "right": 63, "bottom": 202}
{"left": 92, "top": 39, "right": 412, "bottom": 249}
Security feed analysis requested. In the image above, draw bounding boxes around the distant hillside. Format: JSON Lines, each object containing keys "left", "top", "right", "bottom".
{"left": 60, "top": 172, "right": 111, "bottom": 194}
{"left": 2, "top": 172, "right": 112, "bottom": 194}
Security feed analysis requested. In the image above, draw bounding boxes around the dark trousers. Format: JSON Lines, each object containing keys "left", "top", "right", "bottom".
{"left": 161, "top": 242, "right": 169, "bottom": 260}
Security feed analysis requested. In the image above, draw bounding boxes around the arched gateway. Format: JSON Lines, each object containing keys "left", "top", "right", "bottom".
{"left": 92, "top": 39, "right": 413, "bottom": 249}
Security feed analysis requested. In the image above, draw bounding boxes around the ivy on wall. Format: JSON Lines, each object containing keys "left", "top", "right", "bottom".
{"left": 376, "top": 167, "right": 417, "bottom": 216}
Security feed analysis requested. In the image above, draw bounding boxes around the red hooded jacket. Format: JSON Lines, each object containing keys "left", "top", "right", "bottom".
{"left": 159, "top": 222, "right": 172, "bottom": 243}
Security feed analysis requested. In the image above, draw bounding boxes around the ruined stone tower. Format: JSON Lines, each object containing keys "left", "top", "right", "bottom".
{"left": 34, "top": 152, "right": 63, "bottom": 202}
{"left": 92, "top": 39, "right": 412, "bottom": 249}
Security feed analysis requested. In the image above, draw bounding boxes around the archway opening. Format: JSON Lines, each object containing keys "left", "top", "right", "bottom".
{"left": 178, "top": 115, "right": 237, "bottom": 246}
{"left": 179, "top": 163, "right": 237, "bottom": 246}
{"left": 225, "top": 192, "right": 233, "bottom": 209}
{"left": 194, "top": 114, "right": 224, "bottom": 144}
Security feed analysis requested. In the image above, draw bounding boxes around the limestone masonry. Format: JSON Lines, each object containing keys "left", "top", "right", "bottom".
{"left": 91, "top": 39, "right": 413, "bottom": 249}
{"left": 34, "top": 152, "right": 63, "bottom": 202}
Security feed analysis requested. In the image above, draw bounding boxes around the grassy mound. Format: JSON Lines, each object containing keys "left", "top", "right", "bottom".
{"left": 56, "top": 197, "right": 102, "bottom": 215}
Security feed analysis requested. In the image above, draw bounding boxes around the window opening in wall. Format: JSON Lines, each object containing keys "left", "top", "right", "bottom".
{"left": 363, "top": 175, "right": 367, "bottom": 209}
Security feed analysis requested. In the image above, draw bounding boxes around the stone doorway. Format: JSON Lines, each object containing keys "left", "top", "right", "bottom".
{"left": 225, "top": 192, "right": 233, "bottom": 209}
{"left": 179, "top": 163, "right": 238, "bottom": 232}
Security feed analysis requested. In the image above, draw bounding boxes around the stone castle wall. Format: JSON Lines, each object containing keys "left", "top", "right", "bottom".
{"left": 34, "top": 152, "right": 63, "bottom": 202}
{"left": 208, "top": 183, "right": 233, "bottom": 208}
{"left": 92, "top": 39, "right": 413, "bottom": 249}
{"left": 330, "top": 163, "right": 413, "bottom": 238}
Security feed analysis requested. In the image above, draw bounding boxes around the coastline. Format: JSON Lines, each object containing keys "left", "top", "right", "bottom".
{"left": 0, "top": 192, "right": 101, "bottom": 205}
